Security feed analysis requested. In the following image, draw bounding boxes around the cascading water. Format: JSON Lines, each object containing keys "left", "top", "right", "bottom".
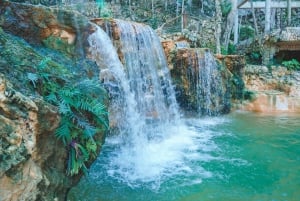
{"left": 67, "top": 21, "right": 300, "bottom": 201}
{"left": 85, "top": 22, "right": 215, "bottom": 188}
{"left": 88, "top": 24, "right": 142, "bottom": 138}
{"left": 113, "top": 19, "right": 179, "bottom": 122}
{"left": 196, "top": 49, "right": 227, "bottom": 116}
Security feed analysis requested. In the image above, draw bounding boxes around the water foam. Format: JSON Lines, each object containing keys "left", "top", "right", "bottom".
{"left": 87, "top": 22, "right": 223, "bottom": 190}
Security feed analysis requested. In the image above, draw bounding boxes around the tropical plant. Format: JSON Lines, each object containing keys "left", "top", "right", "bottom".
{"left": 29, "top": 57, "right": 108, "bottom": 175}
{"left": 282, "top": 59, "right": 300, "bottom": 71}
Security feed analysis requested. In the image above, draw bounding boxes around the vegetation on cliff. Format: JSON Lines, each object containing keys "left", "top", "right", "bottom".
{"left": 0, "top": 27, "right": 109, "bottom": 176}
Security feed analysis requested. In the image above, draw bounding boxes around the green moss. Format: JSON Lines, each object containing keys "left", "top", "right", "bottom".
{"left": 243, "top": 90, "right": 257, "bottom": 101}
{"left": 42, "top": 36, "right": 76, "bottom": 57}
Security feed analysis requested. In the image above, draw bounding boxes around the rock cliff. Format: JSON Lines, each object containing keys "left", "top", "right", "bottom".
{"left": 0, "top": 1, "right": 107, "bottom": 200}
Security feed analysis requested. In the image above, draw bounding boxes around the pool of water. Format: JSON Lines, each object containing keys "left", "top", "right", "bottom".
{"left": 68, "top": 112, "right": 300, "bottom": 201}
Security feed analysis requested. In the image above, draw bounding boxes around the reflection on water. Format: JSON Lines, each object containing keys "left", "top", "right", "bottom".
{"left": 68, "top": 112, "right": 300, "bottom": 201}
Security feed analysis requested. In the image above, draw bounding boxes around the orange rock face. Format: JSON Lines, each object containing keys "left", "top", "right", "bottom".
{"left": 0, "top": 1, "right": 94, "bottom": 57}
{"left": 238, "top": 65, "right": 300, "bottom": 114}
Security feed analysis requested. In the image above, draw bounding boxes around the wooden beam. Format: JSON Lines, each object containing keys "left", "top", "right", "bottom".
{"left": 238, "top": 0, "right": 249, "bottom": 8}
{"left": 239, "top": 1, "right": 300, "bottom": 9}
{"left": 277, "top": 41, "right": 300, "bottom": 51}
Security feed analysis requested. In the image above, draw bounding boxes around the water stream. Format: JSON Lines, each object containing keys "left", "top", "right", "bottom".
{"left": 196, "top": 49, "right": 226, "bottom": 116}
{"left": 68, "top": 112, "right": 300, "bottom": 201}
{"left": 68, "top": 23, "right": 300, "bottom": 201}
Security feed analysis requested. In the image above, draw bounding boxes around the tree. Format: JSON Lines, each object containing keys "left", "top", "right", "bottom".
{"left": 215, "top": 0, "right": 222, "bottom": 54}
{"left": 222, "top": 0, "right": 237, "bottom": 52}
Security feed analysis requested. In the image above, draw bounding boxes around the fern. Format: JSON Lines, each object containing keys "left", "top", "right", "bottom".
{"left": 55, "top": 117, "right": 72, "bottom": 145}
{"left": 29, "top": 56, "right": 109, "bottom": 176}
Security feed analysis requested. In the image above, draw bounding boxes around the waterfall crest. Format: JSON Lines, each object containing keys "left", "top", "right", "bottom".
{"left": 114, "top": 19, "right": 179, "bottom": 122}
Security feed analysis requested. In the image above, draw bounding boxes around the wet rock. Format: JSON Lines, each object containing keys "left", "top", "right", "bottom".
{"left": 169, "top": 48, "right": 232, "bottom": 115}
{"left": 239, "top": 65, "right": 300, "bottom": 114}
{"left": 0, "top": 2, "right": 106, "bottom": 200}
{"left": 0, "top": 0, "right": 94, "bottom": 57}
{"left": 0, "top": 74, "right": 66, "bottom": 201}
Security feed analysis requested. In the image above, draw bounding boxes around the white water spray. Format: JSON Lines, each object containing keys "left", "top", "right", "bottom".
{"left": 87, "top": 22, "right": 218, "bottom": 188}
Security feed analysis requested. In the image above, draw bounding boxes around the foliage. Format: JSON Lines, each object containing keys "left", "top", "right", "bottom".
{"left": 282, "top": 59, "right": 300, "bottom": 71}
{"left": 30, "top": 57, "right": 108, "bottom": 176}
{"left": 149, "top": 17, "right": 159, "bottom": 29}
{"left": 221, "top": 0, "right": 232, "bottom": 17}
{"left": 42, "top": 36, "right": 75, "bottom": 57}
{"left": 221, "top": 43, "right": 236, "bottom": 55}
{"left": 239, "top": 26, "right": 255, "bottom": 41}
{"left": 246, "top": 51, "right": 262, "bottom": 65}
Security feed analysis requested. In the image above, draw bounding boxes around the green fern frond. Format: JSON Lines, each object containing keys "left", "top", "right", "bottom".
{"left": 76, "top": 117, "right": 91, "bottom": 129}
{"left": 31, "top": 55, "right": 109, "bottom": 176}
{"left": 86, "top": 139, "right": 97, "bottom": 154}
{"left": 76, "top": 144, "right": 89, "bottom": 160}
{"left": 76, "top": 79, "right": 106, "bottom": 94}
{"left": 55, "top": 119, "right": 71, "bottom": 144}
{"left": 45, "top": 93, "right": 57, "bottom": 103}
{"left": 83, "top": 126, "right": 98, "bottom": 138}
{"left": 58, "top": 101, "right": 71, "bottom": 114}
{"left": 94, "top": 116, "right": 109, "bottom": 129}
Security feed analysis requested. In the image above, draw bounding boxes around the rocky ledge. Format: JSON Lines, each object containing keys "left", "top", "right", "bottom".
{"left": 0, "top": 74, "right": 72, "bottom": 201}
{"left": 238, "top": 65, "right": 300, "bottom": 113}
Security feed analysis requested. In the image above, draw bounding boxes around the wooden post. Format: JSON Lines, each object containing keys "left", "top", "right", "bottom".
{"left": 287, "top": 0, "right": 291, "bottom": 26}
{"left": 233, "top": 8, "right": 239, "bottom": 44}
{"left": 265, "top": 0, "right": 271, "bottom": 34}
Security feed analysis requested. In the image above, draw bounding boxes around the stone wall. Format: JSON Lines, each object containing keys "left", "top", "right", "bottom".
{"left": 159, "top": 18, "right": 217, "bottom": 50}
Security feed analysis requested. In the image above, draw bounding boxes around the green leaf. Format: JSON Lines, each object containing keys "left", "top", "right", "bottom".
{"left": 86, "top": 139, "right": 97, "bottom": 154}
{"left": 55, "top": 119, "right": 71, "bottom": 144}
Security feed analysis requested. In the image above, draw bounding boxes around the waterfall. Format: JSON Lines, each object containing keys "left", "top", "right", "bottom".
{"left": 114, "top": 19, "right": 179, "bottom": 122}
{"left": 196, "top": 49, "right": 227, "bottom": 116}
{"left": 88, "top": 24, "right": 143, "bottom": 139}
{"left": 89, "top": 20, "right": 179, "bottom": 129}
{"left": 85, "top": 21, "right": 215, "bottom": 188}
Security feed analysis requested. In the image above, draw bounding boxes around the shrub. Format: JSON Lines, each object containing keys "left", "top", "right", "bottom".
{"left": 282, "top": 59, "right": 300, "bottom": 71}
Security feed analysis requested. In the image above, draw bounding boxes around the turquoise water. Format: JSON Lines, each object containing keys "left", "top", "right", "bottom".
{"left": 68, "top": 112, "right": 300, "bottom": 201}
